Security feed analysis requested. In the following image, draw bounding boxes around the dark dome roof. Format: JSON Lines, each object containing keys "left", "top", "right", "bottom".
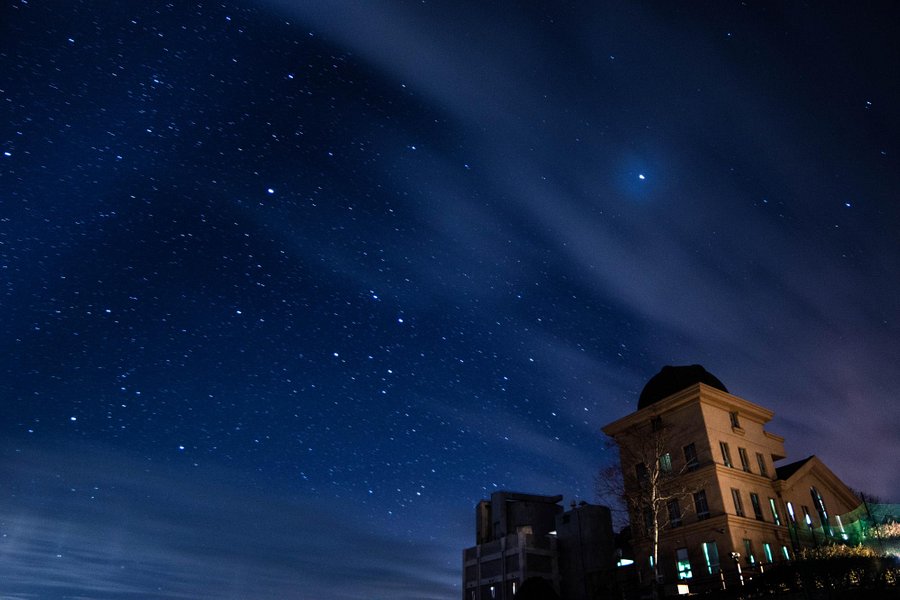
{"left": 638, "top": 365, "right": 728, "bottom": 410}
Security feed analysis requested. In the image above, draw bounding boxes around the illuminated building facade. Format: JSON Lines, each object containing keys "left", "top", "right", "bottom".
{"left": 602, "top": 365, "right": 861, "bottom": 591}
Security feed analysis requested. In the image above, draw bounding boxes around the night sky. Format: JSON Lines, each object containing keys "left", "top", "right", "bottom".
{"left": 2, "top": 1, "right": 899, "bottom": 598}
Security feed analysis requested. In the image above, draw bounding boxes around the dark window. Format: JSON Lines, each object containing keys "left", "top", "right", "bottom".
{"left": 731, "top": 488, "right": 745, "bottom": 517}
{"left": 667, "top": 499, "right": 682, "bottom": 528}
{"left": 643, "top": 506, "right": 654, "bottom": 534}
{"left": 635, "top": 462, "right": 648, "bottom": 483}
{"left": 750, "top": 492, "right": 764, "bottom": 521}
{"left": 694, "top": 490, "right": 710, "bottom": 520}
{"left": 739, "top": 447, "right": 751, "bottom": 472}
{"left": 720, "top": 442, "right": 733, "bottom": 467}
{"left": 730, "top": 411, "right": 741, "bottom": 428}
{"left": 756, "top": 452, "right": 769, "bottom": 477}
{"left": 683, "top": 443, "right": 699, "bottom": 471}
{"left": 651, "top": 416, "right": 663, "bottom": 431}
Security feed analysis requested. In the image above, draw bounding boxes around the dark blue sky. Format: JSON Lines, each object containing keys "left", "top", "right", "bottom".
{"left": 1, "top": 1, "right": 898, "bottom": 598}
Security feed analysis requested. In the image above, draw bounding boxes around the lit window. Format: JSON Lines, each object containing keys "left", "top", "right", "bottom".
{"left": 739, "top": 447, "right": 751, "bottom": 472}
{"left": 810, "top": 487, "right": 832, "bottom": 536}
{"left": 512, "top": 581, "right": 517, "bottom": 596}
{"left": 490, "top": 585, "right": 496, "bottom": 599}
{"left": 676, "top": 547, "right": 693, "bottom": 580}
{"left": 756, "top": 452, "right": 769, "bottom": 477}
{"left": 781, "top": 546, "right": 790, "bottom": 560}
{"left": 720, "top": 442, "right": 733, "bottom": 467}
{"left": 743, "top": 539, "right": 756, "bottom": 564}
{"left": 694, "top": 490, "right": 710, "bottom": 520}
{"left": 731, "top": 489, "right": 745, "bottom": 517}
{"left": 763, "top": 543, "right": 773, "bottom": 563}
{"left": 750, "top": 493, "right": 764, "bottom": 521}
{"left": 769, "top": 498, "right": 782, "bottom": 526}
{"left": 802, "top": 505, "right": 812, "bottom": 526}
{"left": 659, "top": 453, "right": 673, "bottom": 474}
{"left": 730, "top": 411, "right": 741, "bottom": 428}
{"left": 702, "top": 541, "right": 720, "bottom": 574}
{"left": 683, "top": 443, "right": 699, "bottom": 471}
{"left": 786, "top": 502, "right": 796, "bottom": 523}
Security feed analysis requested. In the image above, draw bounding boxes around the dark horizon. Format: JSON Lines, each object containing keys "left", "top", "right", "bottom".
{"left": 2, "top": 1, "right": 898, "bottom": 598}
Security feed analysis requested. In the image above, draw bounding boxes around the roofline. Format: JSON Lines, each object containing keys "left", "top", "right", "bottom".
{"left": 602, "top": 382, "right": 774, "bottom": 436}
{"left": 773, "top": 455, "right": 860, "bottom": 508}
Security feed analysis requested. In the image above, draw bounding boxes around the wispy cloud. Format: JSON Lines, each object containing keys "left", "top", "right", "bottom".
{"left": 0, "top": 442, "right": 458, "bottom": 600}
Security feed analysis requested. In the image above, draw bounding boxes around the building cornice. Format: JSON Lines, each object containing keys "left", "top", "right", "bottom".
{"left": 602, "top": 383, "right": 775, "bottom": 436}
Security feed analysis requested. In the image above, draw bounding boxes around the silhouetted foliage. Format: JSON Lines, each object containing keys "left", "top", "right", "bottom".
{"left": 743, "top": 551, "right": 900, "bottom": 598}
{"left": 515, "top": 576, "right": 560, "bottom": 600}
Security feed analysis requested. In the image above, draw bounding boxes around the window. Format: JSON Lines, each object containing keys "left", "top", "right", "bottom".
{"left": 676, "top": 547, "right": 693, "bottom": 580}
{"left": 702, "top": 541, "right": 720, "bottom": 574}
{"left": 756, "top": 452, "right": 769, "bottom": 477}
{"left": 763, "top": 543, "right": 773, "bottom": 563}
{"left": 512, "top": 581, "right": 517, "bottom": 596}
{"left": 739, "top": 447, "right": 751, "bottom": 472}
{"left": 730, "top": 411, "right": 741, "bottom": 428}
{"left": 802, "top": 505, "right": 812, "bottom": 526}
{"left": 811, "top": 487, "right": 833, "bottom": 536}
{"left": 668, "top": 499, "right": 682, "bottom": 528}
{"left": 694, "top": 490, "right": 710, "bottom": 520}
{"left": 769, "top": 498, "right": 782, "bottom": 526}
{"left": 731, "top": 488, "right": 745, "bottom": 517}
{"left": 781, "top": 546, "right": 791, "bottom": 560}
{"left": 683, "top": 443, "right": 699, "bottom": 471}
{"left": 786, "top": 502, "right": 797, "bottom": 524}
{"left": 643, "top": 506, "right": 654, "bottom": 534}
{"left": 743, "top": 539, "right": 756, "bottom": 565}
{"left": 635, "top": 462, "right": 648, "bottom": 483}
{"left": 750, "top": 493, "right": 764, "bottom": 521}
{"left": 659, "top": 453, "right": 673, "bottom": 474}
{"left": 720, "top": 442, "right": 733, "bottom": 467}
{"left": 651, "top": 416, "right": 663, "bottom": 431}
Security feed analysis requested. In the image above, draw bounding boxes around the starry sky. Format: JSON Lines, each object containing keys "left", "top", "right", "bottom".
{"left": 2, "top": 1, "right": 899, "bottom": 598}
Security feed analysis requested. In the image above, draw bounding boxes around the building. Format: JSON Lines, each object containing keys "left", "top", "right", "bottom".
{"left": 462, "top": 491, "right": 616, "bottom": 600}
{"left": 601, "top": 365, "right": 862, "bottom": 593}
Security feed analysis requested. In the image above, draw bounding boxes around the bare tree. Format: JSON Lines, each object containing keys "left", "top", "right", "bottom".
{"left": 598, "top": 419, "right": 704, "bottom": 596}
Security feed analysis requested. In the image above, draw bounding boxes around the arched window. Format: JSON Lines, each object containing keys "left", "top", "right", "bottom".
{"left": 810, "top": 487, "right": 832, "bottom": 537}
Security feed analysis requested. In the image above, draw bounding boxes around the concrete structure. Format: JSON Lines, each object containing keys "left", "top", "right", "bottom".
{"left": 462, "top": 492, "right": 616, "bottom": 600}
{"left": 602, "top": 365, "right": 861, "bottom": 593}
